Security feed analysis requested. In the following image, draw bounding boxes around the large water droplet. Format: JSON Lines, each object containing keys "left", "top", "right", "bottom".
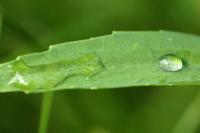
{"left": 159, "top": 54, "right": 183, "bottom": 72}
{"left": 7, "top": 53, "right": 104, "bottom": 92}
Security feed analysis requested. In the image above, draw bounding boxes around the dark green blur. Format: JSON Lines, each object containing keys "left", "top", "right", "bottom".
{"left": 0, "top": 0, "right": 200, "bottom": 133}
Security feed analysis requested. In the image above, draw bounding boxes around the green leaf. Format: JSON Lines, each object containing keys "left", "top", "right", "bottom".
{"left": 0, "top": 31, "right": 200, "bottom": 93}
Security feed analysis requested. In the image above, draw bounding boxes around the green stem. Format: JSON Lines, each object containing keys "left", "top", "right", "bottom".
{"left": 171, "top": 92, "right": 200, "bottom": 133}
{"left": 38, "top": 92, "right": 54, "bottom": 133}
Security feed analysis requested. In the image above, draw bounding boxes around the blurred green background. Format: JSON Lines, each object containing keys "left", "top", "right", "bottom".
{"left": 0, "top": 0, "right": 200, "bottom": 133}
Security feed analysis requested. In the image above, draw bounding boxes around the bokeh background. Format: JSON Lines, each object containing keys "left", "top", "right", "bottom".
{"left": 0, "top": 0, "right": 200, "bottom": 133}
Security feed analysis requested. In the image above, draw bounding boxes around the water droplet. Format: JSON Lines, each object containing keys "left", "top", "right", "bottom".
{"left": 8, "top": 72, "right": 29, "bottom": 86}
{"left": 7, "top": 53, "right": 104, "bottom": 92}
{"left": 159, "top": 54, "right": 183, "bottom": 72}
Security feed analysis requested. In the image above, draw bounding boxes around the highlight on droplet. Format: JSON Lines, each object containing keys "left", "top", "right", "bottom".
{"left": 159, "top": 53, "right": 183, "bottom": 72}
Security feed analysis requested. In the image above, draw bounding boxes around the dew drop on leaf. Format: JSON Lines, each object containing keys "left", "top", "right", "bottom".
{"left": 7, "top": 53, "right": 104, "bottom": 92}
{"left": 8, "top": 72, "right": 29, "bottom": 86}
{"left": 159, "top": 54, "right": 183, "bottom": 72}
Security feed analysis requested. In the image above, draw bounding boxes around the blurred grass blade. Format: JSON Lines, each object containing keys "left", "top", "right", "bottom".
{"left": 0, "top": 31, "right": 200, "bottom": 93}
{"left": 0, "top": 9, "right": 3, "bottom": 37}
{"left": 171, "top": 93, "right": 200, "bottom": 133}
{"left": 3, "top": 18, "right": 45, "bottom": 51}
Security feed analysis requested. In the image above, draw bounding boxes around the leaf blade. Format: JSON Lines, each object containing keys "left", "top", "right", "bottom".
{"left": 0, "top": 31, "right": 200, "bottom": 93}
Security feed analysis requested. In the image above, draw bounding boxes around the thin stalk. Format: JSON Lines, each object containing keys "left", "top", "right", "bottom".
{"left": 38, "top": 92, "right": 54, "bottom": 133}
{"left": 171, "top": 92, "right": 200, "bottom": 133}
{"left": 3, "top": 17, "right": 45, "bottom": 51}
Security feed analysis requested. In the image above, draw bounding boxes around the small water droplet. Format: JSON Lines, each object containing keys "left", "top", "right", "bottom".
{"left": 8, "top": 72, "right": 29, "bottom": 86}
{"left": 159, "top": 54, "right": 183, "bottom": 72}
